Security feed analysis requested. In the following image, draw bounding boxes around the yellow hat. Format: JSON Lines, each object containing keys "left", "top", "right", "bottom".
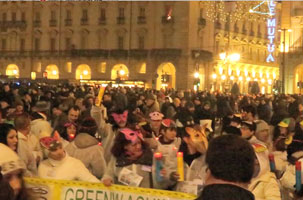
{"left": 278, "top": 118, "right": 290, "bottom": 128}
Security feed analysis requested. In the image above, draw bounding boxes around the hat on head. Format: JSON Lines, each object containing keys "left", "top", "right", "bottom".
{"left": 255, "top": 120, "right": 269, "bottom": 133}
{"left": 40, "top": 136, "right": 62, "bottom": 152}
{"left": 278, "top": 118, "right": 290, "bottom": 128}
{"left": 35, "top": 101, "right": 50, "bottom": 112}
{"left": 231, "top": 115, "right": 242, "bottom": 124}
{"left": 0, "top": 144, "right": 25, "bottom": 175}
{"left": 241, "top": 121, "right": 256, "bottom": 132}
{"left": 225, "top": 126, "right": 241, "bottom": 136}
{"left": 162, "top": 119, "right": 176, "bottom": 128}
{"left": 149, "top": 112, "right": 164, "bottom": 121}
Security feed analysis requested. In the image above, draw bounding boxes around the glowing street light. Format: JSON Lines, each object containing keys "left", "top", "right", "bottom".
{"left": 229, "top": 53, "right": 241, "bottom": 62}
{"left": 194, "top": 72, "right": 199, "bottom": 78}
{"left": 13, "top": 70, "right": 17, "bottom": 75}
{"left": 119, "top": 69, "right": 125, "bottom": 76}
{"left": 83, "top": 70, "right": 88, "bottom": 75}
{"left": 212, "top": 74, "right": 217, "bottom": 79}
{"left": 219, "top": 52, "right": 226, "bottom": 60}
{"left": 52, "top": 70, "right": 57, "bottom": 75}
{"left": 221, "top": 75, "right": 226, "bottom": 80}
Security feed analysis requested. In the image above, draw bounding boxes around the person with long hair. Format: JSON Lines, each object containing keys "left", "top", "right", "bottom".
{"left": 0, "top": 123, "right": 18, "bottom": 151}
{"left": 102, "top": 128, "right": 158, "bottom": 188}
{"left": 0, "top": 143, "right": 32, "bottom": 200}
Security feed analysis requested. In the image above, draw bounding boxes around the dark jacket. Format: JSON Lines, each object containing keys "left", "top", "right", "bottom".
{"left": 196, "top": 184, "right": 255, "bottom": 200}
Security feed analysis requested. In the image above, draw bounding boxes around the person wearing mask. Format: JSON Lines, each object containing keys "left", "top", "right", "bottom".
{"left": 38, "top": 136, "right": 100, "bottom": 182}
{"left": 102, "top": 128, "right": 157, "bottom": 188}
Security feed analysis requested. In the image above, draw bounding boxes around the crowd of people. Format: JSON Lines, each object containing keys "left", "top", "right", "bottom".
{"left": 1, "top": 81, "right": 303, "bottom": 199}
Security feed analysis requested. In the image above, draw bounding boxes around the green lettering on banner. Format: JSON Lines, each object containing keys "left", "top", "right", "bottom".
{"left": 65, "top": 188, "right": 74, "bottom": 200}
{"left": 86, "top": 190, "right": 94, "bottom": 200}
{"left": 137, "top": 196, "right": 144, "bottom": 200}
{"left": 76, "top": 189, "right": 84, "bottom": 200}
{"left": 104, "top": 191, "right": 109, "bottom": 200}
{"left": 95, "top": 190, "right": 103, "bottom": 200}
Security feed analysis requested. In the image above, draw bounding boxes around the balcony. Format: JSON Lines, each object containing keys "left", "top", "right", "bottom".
{"left": 249, "top": 31, "right": 255, "bottom": 36}
{"left": 0, "top": 21, "right": 27, "bottom": 30}
{"left": 137, "top": 16, "right": 146, "bottom": 24}
{"left": 151, "top": 48, "right": 181, "bottom": 59}
{"left": 33, "top": 20, "right": 41, "bottom": 28}
{"left": 129, "top": 49, "right": 148, "bottom": 59}
{"left": 191, "top": 49, "right": 213, "bottom": 62}
{"left": 81, "top": 18, "right": 88, "bottom": 25}
{"left": 162, "top": 16, "right": 174, "bottom": 24}
{"left": 65, "top": 19, "right": 72, "bottom": 26}
{"left": 71, "top": 49, "right": 109, "bottom": 58}
{"left": 99, "top": 18, "right": 106, "bottom": 25}
{"left": 110, "top": 49, "right": 128, "bottom": 59}
{"left": 198, "top": 17, "right": 206, "bottom": 27}
{"left": 49, "top": 20, "right": 57, "bottom": 27}
{"left": 117, "top": 17, "right": 125, "bottom": 25}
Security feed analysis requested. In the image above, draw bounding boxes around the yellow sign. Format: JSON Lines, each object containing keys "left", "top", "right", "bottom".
{"left": 25, "top": 178, "right": 196, "bottom": 200}
{"left": 95, "top": 87, "right": 105, "bottom": 107}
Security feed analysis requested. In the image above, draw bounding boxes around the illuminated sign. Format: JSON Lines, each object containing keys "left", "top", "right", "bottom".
{"left": 266, "top": 0, "right": 276, "bottom": 62}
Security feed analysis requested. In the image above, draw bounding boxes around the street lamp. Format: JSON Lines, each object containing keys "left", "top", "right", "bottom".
{"left": 278, "top": 28, "right": 292, "bottom": 94}
{"left": 194, "top": 72, "right": 199, "bottom": 78}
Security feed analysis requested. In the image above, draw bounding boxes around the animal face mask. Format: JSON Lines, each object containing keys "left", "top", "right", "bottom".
{"left": 185, "top": 126, "right": 208, "bottom": 150}
{"left": 120, "top": 128, "right": 143, "bottom": 144}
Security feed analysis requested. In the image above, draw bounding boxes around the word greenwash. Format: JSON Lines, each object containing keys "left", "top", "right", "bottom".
{"left": 63, "top": 187, "right": 167, "bottom": 200}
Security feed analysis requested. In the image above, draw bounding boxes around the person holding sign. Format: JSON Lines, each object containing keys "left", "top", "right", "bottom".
{"left": 169, "top": 124, "right": 208, "bottom": 195}
{"left": 102, "top": 128, "right": 160, "bottom": 188}
{"left": 38, "top": 136, "right": 100, "bottom": 183}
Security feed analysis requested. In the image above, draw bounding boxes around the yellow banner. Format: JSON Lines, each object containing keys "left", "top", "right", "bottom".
{"left": 25, "top": 178, "right": 197, "bottom": 200}
{"left": 95, "top": 87, "right": 105, "bottom": 107}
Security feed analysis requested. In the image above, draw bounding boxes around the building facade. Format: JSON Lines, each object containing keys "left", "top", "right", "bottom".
{"left": 208, "top": 1, "right": 280, "bottom": 94}
{"left": 281, "top": 1, "right": 303, "bottom": 94}
{"left": 0, "top": 1, "right": 280, "bottom": 92}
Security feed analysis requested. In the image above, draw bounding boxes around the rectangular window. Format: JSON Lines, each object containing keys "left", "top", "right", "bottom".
{"left": 82, "top": 9, "right": 88, "bottom": 20}
{"left": 66, "top": 10, "right": 71, "bottom": 19}
{"left": 20, "top": 38, "right": 25, "bottom": 51}
{"left": 100, "top": 8, "right": 106, "bottom": 20}
{"left": 34, "top": 38, "right": 40, "bottom": 51}
{"left": 138, "top": 36, "right": 144, "bottom": 49}
{"left": 119, "top": 8, "right": 124, "bottom": 17}
{"left": 1, "top": 39, "right": 6, "bottom": 50}
{"left": 35, "top": 12, "right": 40, "bottom": 21}
{"left": 51, "top": 11, "right": 56, "bottom": 20}
{"left": 2, "top": 13, "right": 7, "bottom": 21}
{"left": 200, "top": 8, "right": 203, "bottom": 18}
{"left": 50, "top": 38, "right": 56, "bottom": 51}
{"left": 21, "top": 12, "right": 25, "bottom": 21}
{"left": 12, "top": 12, "right": 16, "bottom": 22}
{"left": 65, "top": 38, "right": 71, "bottom": 50}
{"left": 139, "top": 7, "right": 145, "bottom": 17}
{"left": 118, "top": 36, "right": 124, "bottom": 49}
